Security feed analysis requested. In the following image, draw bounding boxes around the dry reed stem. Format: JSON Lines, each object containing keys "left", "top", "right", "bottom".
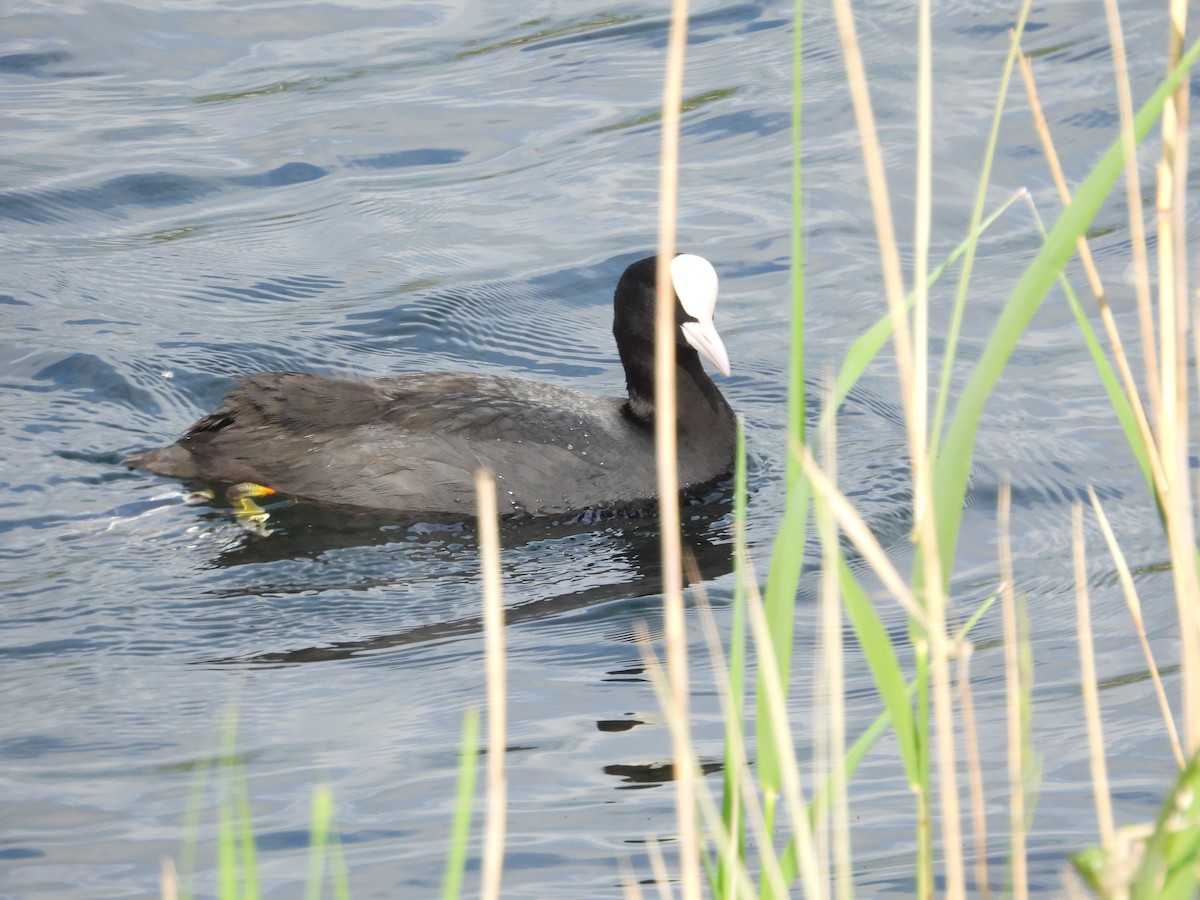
{"left": 696, "top": 597, "right": 791, "bottom": 899}
{"left": 1155, "top": 169, "right": 1179, "bottom": 475}
{"left": 817, "top": 386, "right": 852, "bottom": 900}
{"left": 1086, "top": 485, "right": 1185, "bottom": 768}
{"left": 1098, "top": 5, "right": 1200, "bottom": 739}
{"left": 955, "top": 644, "right": 990, "bottom": 900}
{"left": 1072, "top": 502, "right": 1117, "bottom": 852}
{"left": 1153, "top": 155, "right": 1200, "bottom": 751}
{"left": 654, "top": 0, "right": 698, "bottom": 892}
{"left": 1168, "top": 32, "right": 1200, "bottom": 738}
{"left": 827, "top": 3, "right": 958, "bottom": 890}
{"left": 924, "top": 593, "right": 963, "bottom": 900}
{"left": 1164, "top": 0, "right": 1190, "bottom": 335}
{"left": 637, "top": 616, "right": 775, "bottom": 899}
{"left": 645, "top": 837, "right": 672, "bottom": 900}
{"left": 744, "top": 577, "right": 822, "bottom": 898}
{"left": 160, "top": 858, "right": 178, "bottom": 900}
{"left": 1103, "top": 0, "right": 1161, "bottom": 418}
{"left": 913, "top": 0, "right": 931, "bottom": 519}
{"left": 1013, "top": 53, "right": 1105, "bottom": 302}
{"left": 620, "top": 856, "right": 645, "bottom": 900}
{"left": 827, "top": 0, "right": 947, "bottom": 625}
{"left": 826, "top": 0, "right": 909, "bottom": 365}
{"left": 931, "top": 16, "right": 1032, "bottom": 459}
{"left": 696, "top": 597, "right": 748, "bottom": 900}
{"left": 1016, "top": 51, "right": 1169, "bottom": 496}
{"left": 662, "top": 572, "right": 813, "bottom": 895}
{"left": 475, "top": 469, "right": 507, "bottom": 900}
{"left": 998, "top": 481, "right": 1028, "bottom": 900}
{"left": 812, "top": 442, "right": 829, "bottom": 895}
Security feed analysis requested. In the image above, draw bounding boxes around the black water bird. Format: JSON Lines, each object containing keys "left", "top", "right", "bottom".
{"left": 126, "top": 254, "right": 736, "bottom": 517}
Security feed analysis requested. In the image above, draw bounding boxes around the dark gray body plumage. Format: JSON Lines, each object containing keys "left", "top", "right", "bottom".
{"left": 127, "top": 368, "right": 734, "bottom": 516}
{"left": 126, "top": 255, "right": 737, "bottom": 517}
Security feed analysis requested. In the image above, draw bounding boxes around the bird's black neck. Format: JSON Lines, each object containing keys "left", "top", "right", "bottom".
{"left": 621, "top": 342, "right": 730, "bottom": 434}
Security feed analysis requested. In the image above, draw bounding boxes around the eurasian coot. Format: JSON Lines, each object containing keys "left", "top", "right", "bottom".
{"left": 125, "top": 254, "right": 736, "bottom": 517}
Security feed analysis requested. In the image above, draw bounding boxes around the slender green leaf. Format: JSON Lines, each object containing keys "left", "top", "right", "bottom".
{"left": 442, "top": 707, "right": 480, "bottom": 900}
{"left": 826, "top": 191, "right": 1023, "bottom": 430}
{"left": 839, "top": 558, "right": 919, "bottom": 785}
{"left": 718, "top": 418, "right": 750, "bottom": 895}
{"left": 306, "top": 787, "right": 334, "bottom": 900}
{"left": 930, "top": 0, "right": 1034, "bottom": 460}
{"left": 933, "top": 36, "right": 1200, "bottom": 587}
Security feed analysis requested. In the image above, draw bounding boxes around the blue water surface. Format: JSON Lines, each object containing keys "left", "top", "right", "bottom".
{"left": 1, "top": 0, "right": 1194, "bottom": 896}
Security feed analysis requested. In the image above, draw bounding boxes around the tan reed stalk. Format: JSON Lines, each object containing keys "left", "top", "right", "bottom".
{"left": 744, "top": 577, "right": 822, "bottom": 898}
{"left": 1087, "top": 485, "right": 1184, "bottom": 768}
{"left": 1152, "top": 154, "right": 1200, "bottom": 751}
{"left": 813, "top": 578, "right": 830, "bottom": 889}
{"left": 955, "top": 644, "right": 990, "bottom": 900}
{"left": 620, "top": 857, "right": 645, "bottom": 900}
{"left": 1189, "top": 0, "right": 1200, "bottom": 737}
{"left": 645, "top": 837, "right": 672, "bottom": 900}
{"left": 696, "top": 595, "right": 793, "bottom": 899}
{"left": 1154, "top": 132, "right": 1179, "bottom": 454}
{"left": 997, "top": 481, "right": 1028, "bottom": 900}
{"left": 1164, "top": 0, "right": 1190, "bottom": 346}
{"left": 653, "top": 0, "right": 699, "bottom": 892}
{"left": 160, "top": 859, "right": 178, "bottom": 900}
{"left": 815, "top": 386, "right": 852, "bottom": 900}
{"left": 826, "top": 0, "right": 907, "bottom": 338}
{"left": 913, "top": 0, "right": 931, "bottom": 503}
{"left": 636, "top": 615, "right": 772, "bottom": 899}
{"left": 826, "top": 2, "right": 959, "bottom": 890}
{"left": 1157, "top": 0, "right": 1200, "bottom": 749}
{"left": 1072, "top": 502, "right": 1116, "bottom": 852}
{"left": 1103, "top": 2, "right": 1200, "bottom": 728}
{"left": 474, "top": 470, "right": 507, "bottom": 900}
{"left": 1102, "top": 0, "right": 1159, "bottom": 415}
{"left": 1015, "top": 50, "right": 1168, "bottom": 493}
{"left": 824, "top": 0, "right": 946, "bottom": 599}
{"left": 931, "top": 10, "right": 1033, "bottom": 457}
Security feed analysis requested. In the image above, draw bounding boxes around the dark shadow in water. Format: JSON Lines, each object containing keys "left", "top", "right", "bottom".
{"left": 596, "top": 717, "right": 646, "bottom": 733}
{"left": 605, "top": 759, "right": 724, "bottom": 789}
{"left": 0, "top": 163, "right": 324, "bottom": 224}
{"left": 0, "top": 49, "right": 101, "bottom": 79}
{"left": 344, "top": 148, "right": 468, "bottom": 169}
{"left": 0, "top": 151, "right": 468, "bottom": 224}
{"left": 197, "top": 493, "right": 735, "bottom": 667}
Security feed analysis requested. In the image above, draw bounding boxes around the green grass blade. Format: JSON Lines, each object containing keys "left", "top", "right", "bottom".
{"left": 329, "top": 826, "right": 350, "bottom": 900}
{"left": 913, "top": 641, "right": 932, "bottom": 899}
{"left": 930, "top": 0, "right": 1033, "bottom": 461}
{"left": 719, "top": 417, "right": 750, "bottom": 895}
{"left": 177, "top": 744, "right": 217, "bottom": 900}
{"left": 233, "top": 765, "right": 258, "bottom": 900}
{"left": 1130, "top": 751, "right": 1200, "bottom": 897}
{"left": 776, "top": 594, "right": 996, "bottom": 885}
{"left": 1021, "top": 199, "right": 1156, "bottom": 502}
{"left": 756, "top": 476, "right": 808, "bottom": 806}
{"left": 756, "top": 0, "right": 807, "bottom": 833}
{"left": 788, "top": 0, "right": 805, "bottom": 461}
{"left": 825, "top": 191, "right": 1022, "bottom": 428}
{"left": 305, "top": 786, "right": 335, "bottom": 900}
{"left": 933, "top": 36, "right": 1200, "bottom": 586}
{"left": 442, "top": 707, "right": 480, "bottom": 900}
{"left": 217, "top": 781, "right": 239, "bottom": 900}
{"left": 839, "top": 557, "right": 919, "bottom": 785}
{"left": 213, "top": 708, "right": 257, "bottom": 900}
{"left": 1064, "top": 280, "right": 1153, "bottom": 493}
